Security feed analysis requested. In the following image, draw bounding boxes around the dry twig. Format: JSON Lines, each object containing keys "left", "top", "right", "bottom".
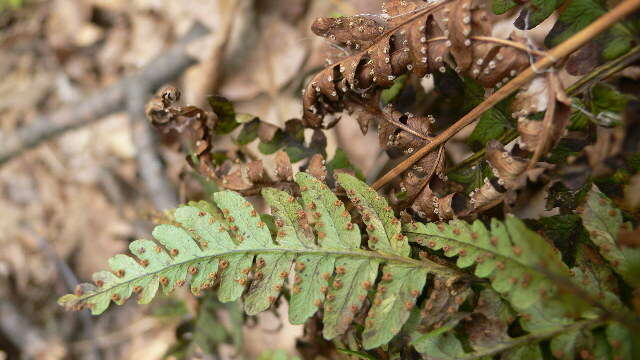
{"left": 0, "top": 22, "right": 210, "bottom": 167}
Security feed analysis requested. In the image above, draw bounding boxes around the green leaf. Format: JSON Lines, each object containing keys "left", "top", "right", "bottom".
{"left": 544, "top": 0, "right": 635, "bottom": 65}
{"left": 411, "top": 319, "right": 465, "bottom": 359}
{"left": 590, "top": 84, "right": 629, "bottom": 116}
{"left": 492, "top": 0, "right": 518, "bottom": 15}
{"left": 327, "top": 148, "right": 365, "bottom": 181}
{"left": 468, "top": 108, "right": 511, "bottom": 149}
{"left": 208, "top": 95, "right": 240, "bottom": 134}
{"left": 578, "top": 186, "right": 640, "bottom": 287}
{"left": 381, "top": 74, "right": 407, "bottom": 105}
{"left": 514, "top": 0, "right": 563, "bottom": 30}
{"left": 404, "top": 216, "right": 572, "bottom": 311}
{"left": 59, "top": 172, "right": 455, "bottom": 350}
{"left": 337, "top": 173, "right": 409, "bottom": 257}
{"left": 545, "top": 0, "right": 607, "bottom": 47}
{"left": 236, "top": 118, "right": 260, "bottom": 145}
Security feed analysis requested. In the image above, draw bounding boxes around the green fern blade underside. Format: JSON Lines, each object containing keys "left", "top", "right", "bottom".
{"left": 579, "top": 186, "right": 640, "bottom": 288}
{"left": 403, "top": 215, "right": 572, "bottom": 312}
{"left": 59, "top": 173, "right": 456, "bottom": 350}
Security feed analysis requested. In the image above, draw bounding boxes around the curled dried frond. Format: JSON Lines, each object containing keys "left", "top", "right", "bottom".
{"left": 303, "top": 0, "right": 531, "bottom": 128}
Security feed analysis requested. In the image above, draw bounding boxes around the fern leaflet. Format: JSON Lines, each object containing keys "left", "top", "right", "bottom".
{"left": 59, "top": 173, "right": 455, "bottom": 349}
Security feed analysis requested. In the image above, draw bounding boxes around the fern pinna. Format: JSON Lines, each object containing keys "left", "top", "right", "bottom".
{"left": 60, "top": 175, "right": 635, "bottom": 357}
{"left": 60, "top": 173, "right": 456, "bottom": 349}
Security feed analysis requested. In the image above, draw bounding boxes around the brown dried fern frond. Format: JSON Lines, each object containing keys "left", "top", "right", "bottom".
{"left": 303, "top": 0, "right": 532, "bottom": 129}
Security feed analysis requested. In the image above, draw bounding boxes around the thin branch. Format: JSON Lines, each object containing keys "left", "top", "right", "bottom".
{"left": 372, "top": 0, "right": 640, "bottom": 190}
{"left": 0, "top": 22, "right": 210, "bottom": 167}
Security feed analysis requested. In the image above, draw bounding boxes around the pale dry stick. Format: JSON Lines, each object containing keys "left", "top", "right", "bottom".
{"left": 0, "top": 23, "right": 209, "bottom": 167}
{"left": 372, "top": 0, "right": 640, "bottom": 190}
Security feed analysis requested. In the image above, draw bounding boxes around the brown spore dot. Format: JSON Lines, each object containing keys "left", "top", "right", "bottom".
{"left": 170, "top": 248, "right": 180, "bottom": 257}
{"left": 115, "top": 269, "right": 126, "bottom": 278}
{"left": 404, "top": 301, "right": 414, "bottom": 310}
{"left": 111, "top": 294, "right": 121, "bottom": 301}
{"left": 512, "top": 246, "right": 522, "bottom": 256}
{"left": 295, "top": 261, "right": 306, "bottom": 272}
{"left": 188, "top": 266, "right": 198, "bottom": 275}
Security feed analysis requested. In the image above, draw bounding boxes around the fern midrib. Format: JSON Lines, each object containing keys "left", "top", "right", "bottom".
{"left": 77, "top": 246, "right": 460, "bottom": 303}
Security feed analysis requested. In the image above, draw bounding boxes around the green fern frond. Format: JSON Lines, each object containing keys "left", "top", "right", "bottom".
{"left": 404, "top": 213, "right": 635, "bottom": 360}
{"left": 579, "top": 185, "right": 640, "bottom": 288}
{"left": 59, "top": 173, "right": 456, "bottom": 349}
{"left": 403, "top": 216, "right": 572, "bottom": 312}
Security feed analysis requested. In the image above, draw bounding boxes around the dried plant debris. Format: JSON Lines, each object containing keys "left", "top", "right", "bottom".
{"left": 145, "top": 87, "right": 325, "bottom": 195}
{"left": 303, "top": 0, "right": 530, "bottom": 129}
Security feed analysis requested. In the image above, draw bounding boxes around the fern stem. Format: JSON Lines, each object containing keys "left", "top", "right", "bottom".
{"left": 76, "top": 247, "right": 463, "bottom": 303}
{"left": 372, "top": 0, "right": 640, "bottom": 190}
